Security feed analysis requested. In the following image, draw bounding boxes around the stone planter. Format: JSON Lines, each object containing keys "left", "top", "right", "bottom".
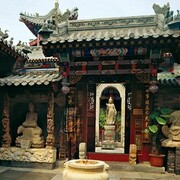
{"left": 63, "top": 159, "right": 109, "bottom": 180}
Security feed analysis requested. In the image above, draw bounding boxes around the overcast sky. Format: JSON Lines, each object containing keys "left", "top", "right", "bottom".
{"left": 0, "top": 0, "right": 179, "bottom": 44}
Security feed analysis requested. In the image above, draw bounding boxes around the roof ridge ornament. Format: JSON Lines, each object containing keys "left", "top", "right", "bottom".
{"left": 167, "top": 9, "right": 180, "bottom": 30}
{"left": 153, "top": 3, "right": 174, "bottom": 25}
{"left": 174, "top": 10, "right": 180, "bottom": 22}
{"left": 0, "top": 28, "right": 9, "bottom": 40}
{"left": 55, "top": 0, "right": 59, "bottom": 4}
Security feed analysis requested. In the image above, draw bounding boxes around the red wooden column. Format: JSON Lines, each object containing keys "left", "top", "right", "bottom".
{"left": 86, "top": 84, "right": 95, "bottom": 152}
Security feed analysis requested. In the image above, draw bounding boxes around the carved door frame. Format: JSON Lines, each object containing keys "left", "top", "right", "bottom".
{"left": 95, "top": 83, "right": 126, "bottom": 151}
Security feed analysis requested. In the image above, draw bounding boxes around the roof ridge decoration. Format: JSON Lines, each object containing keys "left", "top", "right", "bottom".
{"left": 153, "top": 2, "right": 173, "bottom": 24}
{"left": 20, "top": 0, "right": 78, "bottom": 36}
{"left": 153, "top": 2, "right": 180, "bottom": 30}
{"left": 68, "top": 16, "right": 156, "bottom": 32}
{"left": 0, "top": 28, "right": 30, "bottom": 61}
{"left": 0, "top": 28, "right": 9, "bottom": 39}
{"left": 174, "top": 10, "right": 180, "bottom": 22}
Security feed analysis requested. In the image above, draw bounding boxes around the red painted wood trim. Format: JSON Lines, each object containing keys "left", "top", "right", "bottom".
{"left": 87, "top": 152, "right": 129, "bottom": 162}
{"left": 69, "top": 59, "right": 151, "bottom": 66}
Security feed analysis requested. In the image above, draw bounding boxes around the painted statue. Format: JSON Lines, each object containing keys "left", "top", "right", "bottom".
{"left": 15, "top": 102, "right": 44, "bottom": 148}
{"left": 106, "top": 97, "right": 117, "bottom": 125}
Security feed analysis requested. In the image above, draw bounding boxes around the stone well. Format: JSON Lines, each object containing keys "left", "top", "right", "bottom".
{"left": 63, "top": 159, "right": 109, "bottom": 180}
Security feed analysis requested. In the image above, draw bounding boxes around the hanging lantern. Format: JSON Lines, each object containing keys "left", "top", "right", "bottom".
{"left": 61, "top": 85, "right": 70, "bottom": 94}
{"left": 61, "top": 77, "right": 70, "bottom": 94}
{"left": 149, "top": 80, "right": 159, "bottom": 93}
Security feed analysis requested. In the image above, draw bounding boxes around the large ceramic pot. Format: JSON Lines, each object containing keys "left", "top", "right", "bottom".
{"left": 63, "top": 159, "right": 109, "bottom": 180}
{"left": 149, "top": 154, "right": 165, "bottom": 167}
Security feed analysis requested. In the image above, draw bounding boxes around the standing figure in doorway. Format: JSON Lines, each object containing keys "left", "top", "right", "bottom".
{"left": 106, "top": 97, "right": 117, "bottom": 125}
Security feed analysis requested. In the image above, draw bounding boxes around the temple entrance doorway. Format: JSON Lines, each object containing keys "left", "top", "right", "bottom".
{"left": 95, "top": 83, "right": 125, "bottom": 153}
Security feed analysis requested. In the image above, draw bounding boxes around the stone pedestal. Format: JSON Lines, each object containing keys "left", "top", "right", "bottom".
{"left": 101, "top": 125, "right": 115, "bottom": 149}
{"left": 0, "top": 147, "right": 56, "bottom": 169}
{"left": 164, "top": 147, "right": 180, "bottom": 175}
{"left": 167, "top": 148, "right": 175, "bottom": 173}
{"left": 175, "top": 148, "right": 180, "bottom": 174}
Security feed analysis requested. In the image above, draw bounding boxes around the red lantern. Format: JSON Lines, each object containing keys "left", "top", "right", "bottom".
{"left": 61, "top": 86, "right": 70, "bottom": 94}
{"left": 149, "top": 81, "right": 159, "bottom": 93}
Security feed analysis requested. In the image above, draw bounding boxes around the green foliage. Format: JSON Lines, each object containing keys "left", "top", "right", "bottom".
{"left": 147, "top": 107, "right": 173, "bottom": 154}
{"left": 116, "top": 112, "right": 121, "bottom": 124}
{"left": 149, "top": 111, "right": 160, "bottom": 120}
{"left": 149, "top": 125, "right": 158, "bottom": 134}
{"left": 160, "top": 107, "right": 173, "bottom": 115}
{"left": 99, "top": 108, "right": 106, "bottom": 129}
{"left": 115, "top": 112, "right": 121, "bottom": 141}
{"left": 156, "top": 117, "right": 167, "bottom": 125}
{"left": 148, "top": 107, "right": 172, "bottom": 134}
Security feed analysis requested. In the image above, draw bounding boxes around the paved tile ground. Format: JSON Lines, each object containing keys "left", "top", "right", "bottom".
{"left": 0, "top": 163, "right": 180, "bottom": 180}
{"left": 0, "top": 170, "right": 55, "bottom": 180}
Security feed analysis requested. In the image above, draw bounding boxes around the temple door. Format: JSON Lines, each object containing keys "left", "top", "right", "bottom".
{"left": 130, "top": 84, "right": 144, "bottom": 157}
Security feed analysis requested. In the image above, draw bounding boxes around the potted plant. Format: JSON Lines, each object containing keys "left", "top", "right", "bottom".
{"left": 144, "top": 107, "right": 173, "bottom": 167}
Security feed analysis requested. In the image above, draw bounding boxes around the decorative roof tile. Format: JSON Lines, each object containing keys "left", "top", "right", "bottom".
{"left": 157, "top": 65, "right": 180, "bottom": 86}
{"left": 0, "top": 73, "right": 62, "bottom": 86}
{"left": 43, "top": 26, "right": 178, "bottom": 44}
{"left": 27, "top": 46, "right": 59, "bottom": 62}
{"left": 0, "top": 36, "right": 29, "bottom": 59}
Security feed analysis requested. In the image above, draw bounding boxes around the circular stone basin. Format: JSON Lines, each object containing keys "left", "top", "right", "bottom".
{"left": 63, "top": 159, "right": 109, "bottom": 180}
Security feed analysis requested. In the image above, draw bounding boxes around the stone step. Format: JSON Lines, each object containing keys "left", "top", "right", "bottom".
{"left": 106, "top": 161, "right": 165, "bottom": 174}
{"left": 56, "top": 160, "right": 165, "bottom": 174}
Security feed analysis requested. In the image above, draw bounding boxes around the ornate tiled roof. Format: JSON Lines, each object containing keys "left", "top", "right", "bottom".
{"left": 39, "top": 16, "right": 180, "bottom": 45}
{"left": 41, "top": 22, "right": 179, "bottom": 45}
{"left": 158, "top": 64, "right": 180, "bottom": 86}
{"left": 0, "top": 72, "right": 61, "bottom": 86}
{"left": 36, "top": 3, "right": 179, "bottom": 45}
{"left": 158, "top": 74, "right": 179, "bottom": 86}
{"left": 19, "top": 1, "right": 180, "bottom": 45}
{"left": 27, "top": 46, "right": 59, "bottom": 62}
{"left": 0, "top": 29, "right": 29, "bottom": 59}
{"left": 0, "top": 44, "right": 61, "bottom": 86}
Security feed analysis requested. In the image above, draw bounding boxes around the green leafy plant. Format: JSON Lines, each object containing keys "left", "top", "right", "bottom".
{"left": 99, "top": 108, "right": 106, "bottom": 129}
{"left": 145, "top": 107, "right": 173, "bottom": 154}
{"left": 115, "top": 111, "right": 121, "bottom": 141}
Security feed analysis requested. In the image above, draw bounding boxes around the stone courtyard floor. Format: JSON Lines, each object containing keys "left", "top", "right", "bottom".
{"left": 0, "top": 161, "right": 180, "bottom": 180}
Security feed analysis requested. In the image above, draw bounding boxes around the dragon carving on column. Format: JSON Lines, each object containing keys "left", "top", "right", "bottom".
{"left": 46, "top": 91, "right": 55, "bottom": 148}
{"left": 2, "top": 94, "right": 11, "bottom": 147}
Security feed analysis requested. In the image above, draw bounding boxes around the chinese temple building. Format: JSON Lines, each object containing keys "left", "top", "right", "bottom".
{"left": 0, "top": 0, "right": 180, "bottom": 170}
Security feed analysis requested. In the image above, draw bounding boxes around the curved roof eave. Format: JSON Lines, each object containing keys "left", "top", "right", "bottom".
{"left": 0, "top": 37, "right": 29, "bottom": 60}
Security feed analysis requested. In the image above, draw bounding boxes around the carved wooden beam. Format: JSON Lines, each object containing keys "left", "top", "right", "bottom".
{"left": 69, "top": 59, "right": 151, "bottom": 76}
